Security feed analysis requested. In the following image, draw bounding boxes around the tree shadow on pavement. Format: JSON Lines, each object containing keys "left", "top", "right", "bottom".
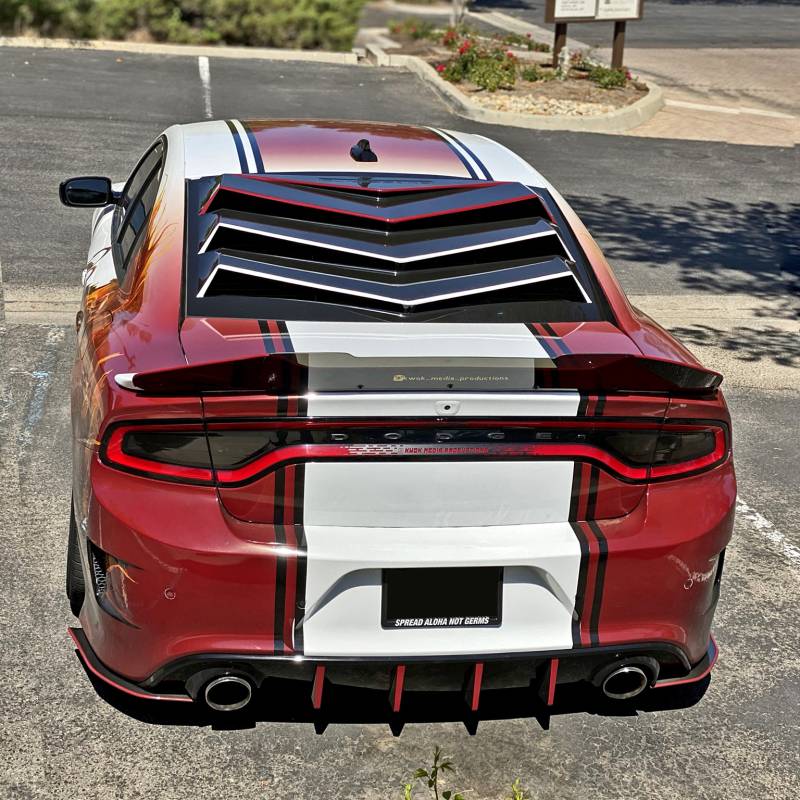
{"left": 570, "top": 195, "right": 799, "bottom": 301}
{"left": 669, "top": 324, "right": 799, "bottom": 368}
{"left": 81, "top": 666, "right": 710, "bottom": 734}
{"left": 569, "top": 195, "right": 799, "bottom": 368}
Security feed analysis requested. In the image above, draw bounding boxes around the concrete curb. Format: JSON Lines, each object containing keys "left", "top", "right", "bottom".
{"left": 466, "top": 8, "right": 590, "bottom": 52}
{"left": 0, "top": 36, "right": 359, "bottom": 64}
{"left": 390, "top": 53, "right": 663, "bottom": 134}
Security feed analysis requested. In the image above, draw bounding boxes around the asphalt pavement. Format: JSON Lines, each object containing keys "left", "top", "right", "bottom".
{"left": 0, "top": 45, "right": 798, "bottom": 800}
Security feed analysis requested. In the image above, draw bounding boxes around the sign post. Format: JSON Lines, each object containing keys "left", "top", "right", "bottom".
{"left": 544, "top": 0, "right": 644, "bottom": 70}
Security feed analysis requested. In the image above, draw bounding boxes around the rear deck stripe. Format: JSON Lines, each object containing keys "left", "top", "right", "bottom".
{"left": 293, "top": 463, "right": 308, "bottom": 653}
{"left": 541, "top": 322, "right": 571, "bottom": 356}
{"left": 273, "top": 466, "right": 287, "bottom": 653}
{"left": 587, "top": 519, "right": 608, "bottom": 646}
{"left": 449, "top": 132, "right": 492, "bottom": 180}
{"left": 241, "top": 121, "right": 266, "bottom": 173}
{"left": 225, "top": 119, "right": 249, "bottom": 173}
{"left": 430, "top": 128, "right": 479, "bottom": 179}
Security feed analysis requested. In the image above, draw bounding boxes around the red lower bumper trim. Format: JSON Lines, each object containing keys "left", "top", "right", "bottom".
{"left": 311, "top": 664, "right": 326, "bottom": 709}
{"left": 465, "top": 663, "right": 484, "bottom": 712}
{"left": 68, "top": 627, "right": 193, "bottom": 703}
{"left": 546, "top": 658, "right": 559, "bottom": 706}
{"left": 653, "top": 636, "right": 718, "bottom": 689}
{"left": 390, "top": 665, "right": 406, "bottom": 713}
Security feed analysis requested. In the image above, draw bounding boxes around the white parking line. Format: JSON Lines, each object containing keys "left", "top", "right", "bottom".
{"left": 665, "top": 99, "right": 796, "bottom": 120}
{"left": 737, "top": 497, "right": 800, "bottom": 567}
{"left": 197, "top": 56, "right": 212, "bottom": 119}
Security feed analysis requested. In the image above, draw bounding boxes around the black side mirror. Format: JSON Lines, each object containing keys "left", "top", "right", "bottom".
{"left": 59, "top": 176, "right": 114, "bottom": 207}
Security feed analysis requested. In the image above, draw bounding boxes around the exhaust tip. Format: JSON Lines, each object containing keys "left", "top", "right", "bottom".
{"left": 601, "top": 665, "right": 650, "bottom": 700}
{"left": 204, "top": 675, "right": 253, "bottom": 712}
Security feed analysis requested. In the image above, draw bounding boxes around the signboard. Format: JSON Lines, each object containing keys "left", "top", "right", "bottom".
{"left": 552, "top": 0, "right": 596, "bottom": 18}
{"left": 546, "top": 0, "right": 643, "bottom": 22}
{"left": 596, "top": 0, "right": 641, "bottom": 20}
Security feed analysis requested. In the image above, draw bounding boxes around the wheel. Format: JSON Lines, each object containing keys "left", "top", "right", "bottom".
{"left": 66, "top": 500, "right": 85, "bottom": 617}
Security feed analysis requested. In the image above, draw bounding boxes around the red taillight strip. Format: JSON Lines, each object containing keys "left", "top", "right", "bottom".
{"left": 213, "top": 441, "right": 650, "bottom": 484}
{"left": 100, "top": 420, "right": 729, "bottom": 486}
{"left": 650, "top": 427, "right": 726, "bottom": 478}
{"left": 103, "top": 426, "right": 214, "bottom": 484}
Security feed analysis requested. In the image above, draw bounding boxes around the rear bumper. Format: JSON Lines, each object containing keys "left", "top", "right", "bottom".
{"left": 68, "top": 626, "right": 718, "bottom": 705}
{"left": 76, "top": 455, "right": 735, "bottom": 683}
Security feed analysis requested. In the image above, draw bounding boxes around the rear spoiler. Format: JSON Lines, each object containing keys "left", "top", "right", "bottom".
{"left": 114, "top": 353, "right": 721, "bottom": 396}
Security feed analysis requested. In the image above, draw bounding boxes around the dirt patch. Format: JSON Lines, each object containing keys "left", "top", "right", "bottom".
{"left": 458, "top": 69, "right": 648, "bottom": 117}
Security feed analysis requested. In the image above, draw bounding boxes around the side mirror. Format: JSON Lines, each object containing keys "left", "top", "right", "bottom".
{"left": 59, "top": 176, "right": 114, "bottom": 207}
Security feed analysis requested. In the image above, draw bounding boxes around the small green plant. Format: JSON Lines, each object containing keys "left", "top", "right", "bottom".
{"left": 404, "top": 747, "right": 465, "bottom": 800}
{"left": 441, "top": 60, "right": 465, "bottom": 82}
{"left": 508, "top": 777, "right": 530, "bottom": 800}
{"left": 520, "top": 64, "right": 544, "bottom": 82}
{"left": 493, "top": 30, "right": 550, "bottom": 52}
{"left": 404, "top": 749, "right": 530, "bottom": 800}
{"left": 388, "top": 16, "right": 435, "bottom": 40}
{"left": 469, "top": 55, "right": 516, "bottom": 91}
{"left": 588, "top": 64, "right": 627, "bottom": 88}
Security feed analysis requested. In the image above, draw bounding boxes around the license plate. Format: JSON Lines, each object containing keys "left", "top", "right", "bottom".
{"left": 382, "top": 567, "right": 502, "bottom": 629}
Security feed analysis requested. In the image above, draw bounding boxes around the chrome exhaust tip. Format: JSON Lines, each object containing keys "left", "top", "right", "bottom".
{"left": 601, "top": 665, "right": 650, "bottom": 700}
{"left": 203, "top": 675, "right": 253, "bottom": 712}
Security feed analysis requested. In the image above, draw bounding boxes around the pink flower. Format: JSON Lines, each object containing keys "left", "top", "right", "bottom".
{"left": 526, "top": 32, "right": 532, "bottom": 38}
{"left": 436, "top": 63, "right": 446, "bottom": 73}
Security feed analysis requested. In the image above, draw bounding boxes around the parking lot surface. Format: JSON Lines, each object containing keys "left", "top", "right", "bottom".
{"left": 1, "top": 46, "right": 798, "bottom": 800}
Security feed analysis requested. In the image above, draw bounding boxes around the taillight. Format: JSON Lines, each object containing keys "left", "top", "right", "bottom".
{"left": 100, "top": 420, "right": 729, "bottom": 486}
{"left": 102, "top": 423, "right": 213, "bottom": 484}
{"left": 650, "top": 424, "right": 727, "bottom": 479}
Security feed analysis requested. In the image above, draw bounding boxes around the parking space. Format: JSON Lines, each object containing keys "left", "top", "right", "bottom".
{"left": 0, "top": 44, "right": 798, "bottom": 800}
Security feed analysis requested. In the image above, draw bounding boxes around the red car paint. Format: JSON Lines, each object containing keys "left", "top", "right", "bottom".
{"left": 66, "top": 121, "right": 735, "bottom": 710}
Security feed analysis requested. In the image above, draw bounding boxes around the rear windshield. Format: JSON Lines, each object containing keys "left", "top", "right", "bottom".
{"left": 183, "top": 172, "right": 610, "bottom": 323}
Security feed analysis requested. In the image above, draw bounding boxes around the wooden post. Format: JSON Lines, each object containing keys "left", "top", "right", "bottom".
{"left": 552, "top": 22, "right": 568, "bottom": 68}
{"left": 611, "top": 20, "right": 626, "bottom": 69}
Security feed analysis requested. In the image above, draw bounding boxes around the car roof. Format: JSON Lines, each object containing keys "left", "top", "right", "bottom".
{"left": 170, "top": 119, "right": 553, "bottom": 189}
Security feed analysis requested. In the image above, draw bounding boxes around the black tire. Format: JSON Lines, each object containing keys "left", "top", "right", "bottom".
{"left": 66, "top": 500, "right": 85, "bottom": 618}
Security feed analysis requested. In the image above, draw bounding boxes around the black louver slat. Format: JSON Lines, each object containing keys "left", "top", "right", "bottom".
{"left": 186, "top": 174, "right": 593, "bottom": 322}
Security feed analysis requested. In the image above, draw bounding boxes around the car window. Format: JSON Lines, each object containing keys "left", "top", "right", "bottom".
{"left": 116, "top": 140, "right": 165, "bottom": 271}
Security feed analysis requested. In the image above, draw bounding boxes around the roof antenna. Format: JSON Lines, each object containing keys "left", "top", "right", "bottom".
{"left": 350, "top": 139, "right": 378, "bottom": 162}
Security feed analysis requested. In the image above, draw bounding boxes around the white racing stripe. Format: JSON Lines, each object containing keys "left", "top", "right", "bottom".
{"left": 230, "top": 118, "right": 258, "bottom": 173}
{"left": 286, "top": 321, "right": 548, "bottom": 359}
{"left": 430, "top": 127, "right": 488, "bottom": 179}
{"left": 296, "top": 315, "right": 583, "bottom": 655}
{"left": 304, "top": 461, "right": 574, "bottom": 528}
{"left": 300, "top": 522, "right": 581, "bottom": 657}
{"left": 182, "top": 120, "right": 242, "bottom": 179}
{"left": 446, "top": 130, "right": 554, "bottom": 190}
{"left": 305, "top": 391, "right": 580, "bottom": 418}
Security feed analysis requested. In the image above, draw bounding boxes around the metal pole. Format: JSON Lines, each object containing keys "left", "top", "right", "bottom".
{"left": 611, "top": 20, "right": 626, "bottom": 69}
{"left": 553, "top": 22, "right": 568, "bottom": 68}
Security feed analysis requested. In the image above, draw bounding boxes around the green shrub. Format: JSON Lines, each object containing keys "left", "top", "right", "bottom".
{"left": 520, "top": 64, "right": 543, "bottom": 82}
{"left": 441, "top": 60, "right": 464, "bottom": 83}
{"left": 1, "top": 0, "right": 366, "bottom": 50}
{"left": 468, "top": 54, "right": 515, "bottom": 91}
{"left": 589, "top": 64, "right": 627, "bottom": 89}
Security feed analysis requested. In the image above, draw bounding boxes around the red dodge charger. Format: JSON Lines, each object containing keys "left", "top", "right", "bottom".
{"left": 61, "top": 120, "right": 735, "bottom": 713}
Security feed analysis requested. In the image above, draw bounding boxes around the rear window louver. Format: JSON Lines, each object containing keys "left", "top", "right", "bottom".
{"left": 186, "top": 174, "right": 591, "bottom": 320}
